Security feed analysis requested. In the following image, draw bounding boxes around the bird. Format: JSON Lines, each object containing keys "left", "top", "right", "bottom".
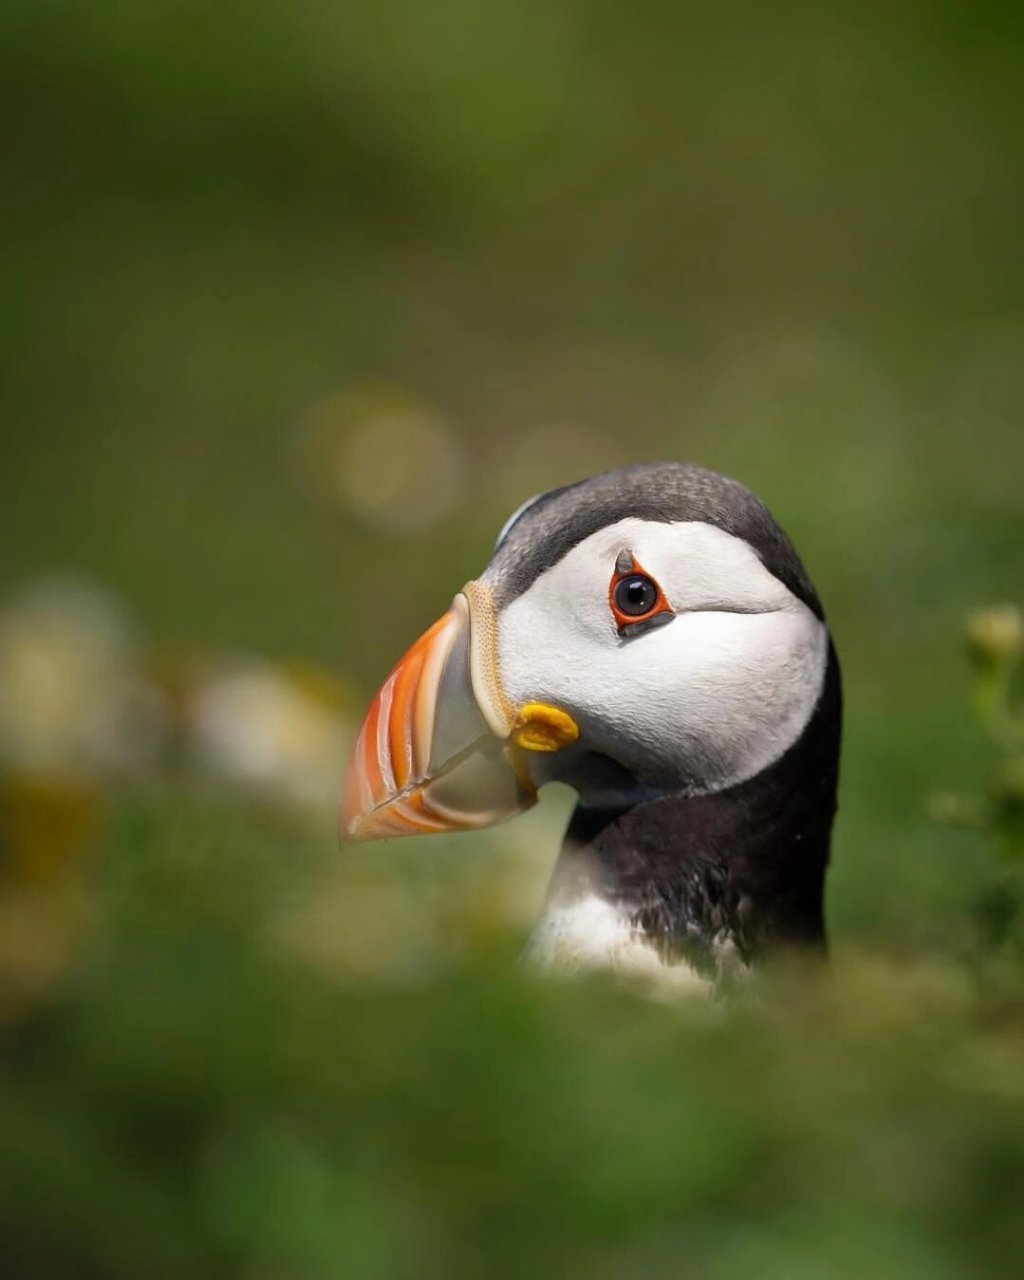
{"left": 341, "top": 462, "right": 841, "bottom": 994}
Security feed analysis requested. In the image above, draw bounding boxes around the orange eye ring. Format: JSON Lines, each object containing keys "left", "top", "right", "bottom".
{"left": 608, "top": 552, "right": 675, "bottom": 632}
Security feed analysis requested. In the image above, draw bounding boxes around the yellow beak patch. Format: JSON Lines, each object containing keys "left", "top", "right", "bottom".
{"left": 510, "top": 703, "right": 580, "bottom": 753}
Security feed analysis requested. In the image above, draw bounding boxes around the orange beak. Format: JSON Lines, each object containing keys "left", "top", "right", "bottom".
{"left": 340, "top": 586, "right": 536, "bottom": 841}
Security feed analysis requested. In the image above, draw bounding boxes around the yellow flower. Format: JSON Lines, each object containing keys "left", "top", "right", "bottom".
{"left": 965, "top": 605, "right": 1023, "bottom": 669}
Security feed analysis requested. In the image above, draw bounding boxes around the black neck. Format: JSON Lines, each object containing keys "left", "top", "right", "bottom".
{"left": 544, "top": 642, "right": 842, "bottom": 975}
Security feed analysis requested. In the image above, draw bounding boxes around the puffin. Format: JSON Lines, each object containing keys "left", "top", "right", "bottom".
{"left": 341, "top": 462, "right": 841, "bottom": 992}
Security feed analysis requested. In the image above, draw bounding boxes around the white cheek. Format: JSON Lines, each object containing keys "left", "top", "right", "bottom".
{"left": 643, "top": 607, "right": 828, "bottom": 785}
{"left": 496, "top": 523, "right": 829, "bottom": 793}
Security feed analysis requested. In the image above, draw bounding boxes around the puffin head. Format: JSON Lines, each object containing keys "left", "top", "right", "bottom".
{"left": 343, "top": 461, "right": 830, "bottom": 834}
{"left": 342, "top": 462, "right": 840, "bottom": 980}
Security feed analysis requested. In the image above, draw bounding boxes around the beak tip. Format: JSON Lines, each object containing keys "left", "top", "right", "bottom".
{"left": 338, "top": 793, "right": 373, "bottom": 844}
{"left": 338, "top": 772, "right": 365, "bottom": 843}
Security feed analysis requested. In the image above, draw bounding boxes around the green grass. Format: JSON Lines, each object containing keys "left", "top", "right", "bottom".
{"left": 2, "top": 792, "right": 1023, "bottom": 1278}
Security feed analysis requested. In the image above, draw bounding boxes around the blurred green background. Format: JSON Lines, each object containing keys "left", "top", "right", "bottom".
{"left": 1, "top": 2, "right": 1023, "bottom": 1276}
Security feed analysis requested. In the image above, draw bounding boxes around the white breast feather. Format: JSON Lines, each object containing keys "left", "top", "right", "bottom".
{"left": 523, "top": 895, "right": 717, "bottom": 998}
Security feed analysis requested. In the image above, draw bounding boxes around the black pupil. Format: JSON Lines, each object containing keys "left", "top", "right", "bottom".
{"left": 615, "top": 574, "right": 658, "bottom": 617}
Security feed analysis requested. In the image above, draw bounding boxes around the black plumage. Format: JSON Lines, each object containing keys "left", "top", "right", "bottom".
{"left": 546, "top": 639, "right": 841, "bottom": 974}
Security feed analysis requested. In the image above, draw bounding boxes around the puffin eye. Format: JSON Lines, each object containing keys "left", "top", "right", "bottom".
{"left": 608, "top": 553, "right": 674, "bottom": 633}
{"left": 614, "top": 574, "right": 659, "bottom": 617}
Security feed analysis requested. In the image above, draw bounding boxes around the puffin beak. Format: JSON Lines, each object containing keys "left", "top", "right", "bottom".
{"left": 341, "top": 584, "right": 547, "bottom": 841}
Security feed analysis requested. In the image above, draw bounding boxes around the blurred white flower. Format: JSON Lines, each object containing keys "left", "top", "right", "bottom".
{"left": 301, "top": 385, "right": 464, "bottom": 533}
{"left": 0, "top": 578, "right": 166, "bottom": 777}
{"left": 192, "top": 659, "right": 352, "bottom": 813}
